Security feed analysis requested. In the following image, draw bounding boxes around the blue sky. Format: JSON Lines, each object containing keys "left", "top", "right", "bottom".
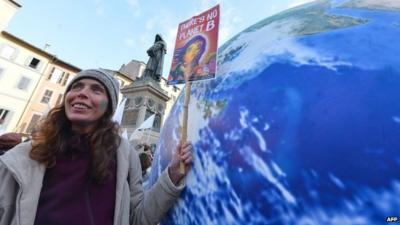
{"left": 6, "top": 0, "right": 312, "bottom": 76}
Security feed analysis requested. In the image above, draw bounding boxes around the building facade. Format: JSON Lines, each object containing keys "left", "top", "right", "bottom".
{"left": 0, "top": 31, "right": 46, "bottom": 133}
{"left": 0, "top": 0, "right": 82, "bottom": 134}
{"left": 0, "top": 31, "right": 81, "bottom": 134}
{"left": 0, "top": 0, "right": 20, "bottom": 32}
{"left": 118, "top": 59, "right": 146, "bottom": 80}
{"left": 16, "top": 57, "right": 81, "bottom": 134}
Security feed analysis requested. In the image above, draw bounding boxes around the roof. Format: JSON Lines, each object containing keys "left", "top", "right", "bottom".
{"left": 1, "top": 31, "right": 81, "bottom": 72}
{"left": 8, "top": 0, "right": 21, "bottom": 8}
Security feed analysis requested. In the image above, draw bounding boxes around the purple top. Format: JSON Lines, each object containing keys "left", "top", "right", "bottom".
{"left": 34, "top": 134, "right": 117, "bottom": 225}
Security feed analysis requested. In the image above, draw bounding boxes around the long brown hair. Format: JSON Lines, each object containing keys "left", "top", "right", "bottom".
{"left": 30, "top": 104, "right": 121, "bottom": 184}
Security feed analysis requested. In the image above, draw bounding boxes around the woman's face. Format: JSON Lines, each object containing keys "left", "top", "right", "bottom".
{"left": 64, "top": 78, "right": 109, "bottom": 134}
{"left": 183, "top": 41, "right": 202, "bottom": 64}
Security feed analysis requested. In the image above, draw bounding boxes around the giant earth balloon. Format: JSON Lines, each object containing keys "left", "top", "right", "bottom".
{"left": 149, "top": 0, "right": 400, "bottom": 224}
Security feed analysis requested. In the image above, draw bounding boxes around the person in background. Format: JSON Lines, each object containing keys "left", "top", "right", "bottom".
{"left": 0, "top": 69, "right": 193, "bottom": 225}
{"left": 139, "top": 151, "right": 153, "bottom": 177}
{"left": 0, "top": 132, "right": 22, "bottom": 155}
{"left": 139, "top": 150, "right": 153, "bottom": 189}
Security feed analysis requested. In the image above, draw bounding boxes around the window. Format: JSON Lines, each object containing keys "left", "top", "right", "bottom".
{"left": 0, "top": 44, "right": 17, "bottom": 60}
{"left": 48, "top": 67, "right": 64, "bottom": 84}
{"left": 41, "top": 90, "right": 53, "bottom": 104}
{"left": 28, "top": 57, "right": 41, "bottom": 69}
{"left": 26, "top": 114, "right": 41, "bottom": 133}
{"left": 57, "top": 72, "right": 65, "bottom": 84}
{"left": 0, "top": 108, "right": 10, "bottom": 126}
{"left": 16, "top": 76, "right": 31, "bottom": 90}
{"left": 62, "top": 73, "right": 70, "bottom": 86}
{"left": 56, "top": 94, "right": 63, "bottom": 105}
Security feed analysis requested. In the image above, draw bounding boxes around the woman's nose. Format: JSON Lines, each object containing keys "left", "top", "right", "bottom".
{"left": 76, "top": 87, "right": 89, "bottom": 98}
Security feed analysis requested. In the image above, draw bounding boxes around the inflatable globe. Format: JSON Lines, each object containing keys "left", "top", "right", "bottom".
{"left": 149, "top": 0, "right": 400, "bottom": 224}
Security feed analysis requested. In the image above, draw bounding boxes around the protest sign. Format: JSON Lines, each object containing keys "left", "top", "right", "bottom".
{"left": 168, "top": 5, "right": 220, "bottom": 84}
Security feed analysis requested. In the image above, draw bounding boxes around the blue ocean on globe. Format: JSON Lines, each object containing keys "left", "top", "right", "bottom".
{"left": 149, "top": 0, "right": 400, "bottom": 224}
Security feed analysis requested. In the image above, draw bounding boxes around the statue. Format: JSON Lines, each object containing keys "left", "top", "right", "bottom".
{"left": 143, "top": 34, "right": 166, "bottom": 82}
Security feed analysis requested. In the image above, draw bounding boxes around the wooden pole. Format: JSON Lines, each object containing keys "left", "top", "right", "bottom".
{"left": 179, "top": 81, "right": 191, "bottom": 174}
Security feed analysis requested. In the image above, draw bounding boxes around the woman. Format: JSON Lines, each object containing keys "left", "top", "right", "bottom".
{"left": 0, "top": 69, "right": 193, "bottom": 225}
{"left": 170, "top": 35, "right": 206, "bottom": 82}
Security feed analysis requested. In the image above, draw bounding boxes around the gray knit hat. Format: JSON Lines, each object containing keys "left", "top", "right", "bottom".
{"left": 65, "top": 69, "right": 119, "bottom": 114}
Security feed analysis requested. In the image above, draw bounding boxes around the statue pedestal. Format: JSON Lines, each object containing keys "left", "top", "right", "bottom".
{"left": 120, "top": 76, "right": 170, "bottom": 148}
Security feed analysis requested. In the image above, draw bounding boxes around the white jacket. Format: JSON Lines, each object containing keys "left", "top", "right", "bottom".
{"left": 0, "top": 139, "right": 183, "bottom": 225}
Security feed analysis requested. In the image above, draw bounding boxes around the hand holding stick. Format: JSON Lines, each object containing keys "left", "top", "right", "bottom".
{"left": 179, "top": 81, "right": 192, "bottom": 174}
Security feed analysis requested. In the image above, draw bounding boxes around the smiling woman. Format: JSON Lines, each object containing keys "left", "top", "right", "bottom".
{"left": 65, "top": 78, "right": 110, "bottom": 134}
{"left": 0, "top": 69, "right": 194, "bottom": 225}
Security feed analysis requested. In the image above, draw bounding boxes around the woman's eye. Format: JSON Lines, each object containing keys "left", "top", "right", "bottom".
{"left": 71, "top": 83, "right": 83, "bottom": 90}
{"left": 92, "top": 86, "right": 104, "bottom": 94}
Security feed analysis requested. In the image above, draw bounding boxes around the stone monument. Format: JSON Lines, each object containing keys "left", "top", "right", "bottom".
{"left": 121, "top": 34, "right": 169, "bottom": 148}
{"left": 142, "top": 34, "right": 166, "bottom": 82}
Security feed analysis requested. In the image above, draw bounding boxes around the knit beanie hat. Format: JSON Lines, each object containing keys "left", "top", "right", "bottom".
{"left": 65, "top": 69, "right": 119, "bottom": 114}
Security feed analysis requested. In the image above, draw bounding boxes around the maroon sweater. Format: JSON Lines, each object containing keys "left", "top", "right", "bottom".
{"left": 34, "top": 134, "right": 117, "bottom": 225}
